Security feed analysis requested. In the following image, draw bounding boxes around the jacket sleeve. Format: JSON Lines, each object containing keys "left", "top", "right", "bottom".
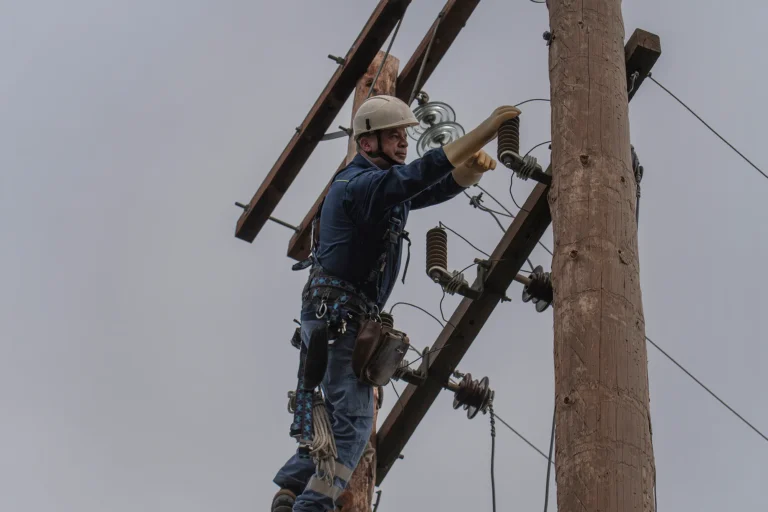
{"left": 346, "top": 148, "right": 455, "bottom": 222}
{"left": 409, "top": 172, "right": 466, "bottom": 210}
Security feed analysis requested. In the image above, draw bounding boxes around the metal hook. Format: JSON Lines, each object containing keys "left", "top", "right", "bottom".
{"left": 316, "top": 301, "right": 328, "bottom": 319}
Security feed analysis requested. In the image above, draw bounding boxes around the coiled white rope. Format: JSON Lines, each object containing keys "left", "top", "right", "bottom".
{"left": 309, "top": 396, "right": 338, "bottom": 485}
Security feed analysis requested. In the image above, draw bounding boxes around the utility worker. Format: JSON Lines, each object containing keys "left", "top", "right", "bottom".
{"left": 271, "top": 95, "right": 521, "bottom": 512}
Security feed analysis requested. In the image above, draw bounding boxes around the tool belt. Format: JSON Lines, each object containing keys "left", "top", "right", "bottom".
{"left": 302, "top": 266, "right": 409, "bottom": 387}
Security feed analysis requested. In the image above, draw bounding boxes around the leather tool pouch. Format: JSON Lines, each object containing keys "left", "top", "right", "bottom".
{"left": 352, "top": 317, "right": 410, "bottom": 387}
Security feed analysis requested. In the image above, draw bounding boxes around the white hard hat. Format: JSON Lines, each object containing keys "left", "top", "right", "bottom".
{"left": 352, "top": 95, "right": 419, "bottom": 139}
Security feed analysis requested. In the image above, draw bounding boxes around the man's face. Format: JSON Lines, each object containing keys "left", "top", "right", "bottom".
{"left": 360, "top": 127, "right": 408, "bottom": 165}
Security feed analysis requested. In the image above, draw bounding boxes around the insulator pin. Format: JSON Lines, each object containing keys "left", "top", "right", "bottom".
{"left": 451, "top": 373, "right": 495, "bottom": 419}
{"left": 521, "top": 265, "right": 554, "bottom": 312}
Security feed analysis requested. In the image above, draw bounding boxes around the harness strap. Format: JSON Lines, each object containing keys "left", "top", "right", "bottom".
{"left": 401, "top": 231, "right": 411, "bottom": 284}
{"left": 333, "top": 461, "right": 355, "bottom": 482}
{"left": 297, "top": 164, "right": 411, "bottom": 303}
{"left": 306, "top": 475, "right": 342, "bottom": 500}
{"left": 305, "top": 267, "right": 377, "bottom": 316}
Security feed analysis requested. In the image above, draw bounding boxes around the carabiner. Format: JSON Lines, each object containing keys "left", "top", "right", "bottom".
{"left": 316, "top": 300, "right": 328, "bottom": 319}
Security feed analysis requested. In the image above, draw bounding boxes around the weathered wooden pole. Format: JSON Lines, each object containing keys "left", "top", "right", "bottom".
{"left": 334, "top": 50, "right": 399, "bottom": 512}
{"left": 546, "top": 1, "right": 656, "bottom": 511}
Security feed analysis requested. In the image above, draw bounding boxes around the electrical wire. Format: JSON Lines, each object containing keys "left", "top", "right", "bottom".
{"left": 485, "top": 209, "right": 508, "bottom": 232}
{"left": 525, "top": 141, "right": 551, "bottom": 158}
{"left": 475, "top": 184, "right": 516, "bottom": 217}
{"left": 505, "top": 238, "right": 765, "bottom": 445}
{"left": 402, "top": 343, "right": 452, "bottom": 370}
{"left": 505, "top": 236, "right": 765, "bottom": 447}
{"left": 514, "top": 98, "right": 551, "bottom": 108}
{"left": 509, "top": 175, "right": 526, "bottom": 212}
{"left": 456, "top": 201, "right": 535, "bottom": 271}
{"left": 439, "top": 288, "right": 449, "bottom": 323}
{"left": 408, "top": 11, "right": 442, "bottom": 105}
{"left": 509, "top": 141, "right": 551, "bottom": 213}
{"left": 366, "top": 13, "right": 406, "bottom": 99}
{"left": 388, "top": 301, "right": 449, "bottom": 329}
{"left": 646, "top": 335, "right": 768, "bottom": 444}
{"left": 463, "top": 190, "right": 514, "bottom": 218}
{"left": 490, "top": 405, "right": 497, "bottom": 512}
{"left": 390, "top": 381, "right": 404, "bottom": 412}
{"left": 438, "top": 261, "right": 480, "bottom": 322}
{"left": 648, "top": 74, "right": 767, "bottom": 182}
{"left": 439, "top": 221, "right": 491, "bottom": 257}
{"left": 507, "top": 239, "right": 763, "bottom": 445}
{"left": 493, "top": 411, "right": 554, "bottom": 465}
{"left": 543, "top": 405, "right": 555, "bottom": 512}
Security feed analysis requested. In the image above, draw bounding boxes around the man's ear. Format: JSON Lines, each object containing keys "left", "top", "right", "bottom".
{"left": 358, "top": 135, "right": 373, "bottom": 152}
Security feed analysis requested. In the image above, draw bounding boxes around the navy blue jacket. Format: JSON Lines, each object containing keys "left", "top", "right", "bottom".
{"left": 312, "top": 147, "right": 464, "bottom": 308}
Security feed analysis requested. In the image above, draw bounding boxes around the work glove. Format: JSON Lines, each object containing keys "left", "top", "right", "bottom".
{"left": 452, "top": 150, "right": 497, "bottom": 187}
{"left": 444, "top": 106, "right": 522, "bottom": 167}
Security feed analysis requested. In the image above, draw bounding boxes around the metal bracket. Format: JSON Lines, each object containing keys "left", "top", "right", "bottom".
{"left": 431, "top": 258, "right": 491, "bottom": 300}
{"left": 321, "top": 125, "right": 352, "bottom": 141}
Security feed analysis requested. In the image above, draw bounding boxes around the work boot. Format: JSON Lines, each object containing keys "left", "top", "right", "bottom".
{"left": 271, "top": 488, "right": 296, "bottom": 512}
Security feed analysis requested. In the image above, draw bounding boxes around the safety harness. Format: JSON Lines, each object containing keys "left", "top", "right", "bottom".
{"left": 292, "top": 164, "right": 412, "bottom": 299}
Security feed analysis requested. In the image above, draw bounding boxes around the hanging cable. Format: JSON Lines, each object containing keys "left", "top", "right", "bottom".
{"left": 514, "top": 98, "right": 551, "bottom": 107}
{"left": 366, "top": 13, "right": 407, "bottom": 99}
{"left": 464, "top": 190, "right": 514, "bottom": 218}
{"left": 648, "top": 74, "right": 767, "bottom": 182}
{"left": 438, "top": 221, "right": 491, "bottom": 257}
{"left": 543, "top": 405, "right": 555, "bottom": 512}
{"left": 508, "top": 141, "right": 549, "bottom": 213}
{"left": 646, "top": 335, "right": 768, "bottom": 444}
{"left": 438, "top": 261, "right": 478, "bottom": 322}
{"left": 485, "top": 208, "right": 508, "bottom": 233}
{"left": 402, "top": 343, "right": 453, "bottom": 370}
{"left": 408, "top": 11, "right": 442, "bottom": 105}
{"left": 475, "top": 184, "right": 516, "bottom": 217}
{"left": 388, "top": 301, "right": 448, "bottom": 329}
{"left": 509, "top": 175, "right": 527, "bottom": 212}
{"left": 632, "top": 145, "right": 644, "bottom": 224}
{"left": 509, "top": 237, "right": 766, "bottom": 446}
{"left": 525, "top": 140, "right": 551, "bottom": 158}
{"left": 454, "top": 204, "right": 535, "bottom": 271}
{"left": 504, "top": 240, "right": 764, "bottom": 445}
{"left": 490, "top": 405, "right": 497, "bottom": 512}
{"left": 390, "top": 381, "right": 405, "bottom": 412}
{"left": 493, "top": 411, "right": 554, "bottom": 464}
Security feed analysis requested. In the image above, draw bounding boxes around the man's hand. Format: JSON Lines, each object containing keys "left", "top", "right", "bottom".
{"left": 464, "top": 150, "right": 497, "bottom": 173}
{"left": 444, "top": 106, "right": 522, "bottom": 167}
{"left": 452, "top": 150, "right": 497, "bottom": 187}
{"left": 480, "top": 106, "right": 522, "bottom": 139}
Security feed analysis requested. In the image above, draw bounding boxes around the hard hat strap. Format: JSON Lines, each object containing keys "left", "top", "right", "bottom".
{"left": 364, "top": 131, "right": 399, "bottom": 166}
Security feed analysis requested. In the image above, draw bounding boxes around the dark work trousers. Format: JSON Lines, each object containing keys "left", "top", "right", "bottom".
{"left": 273, "top": 302, "right": 374, "bottom": 511}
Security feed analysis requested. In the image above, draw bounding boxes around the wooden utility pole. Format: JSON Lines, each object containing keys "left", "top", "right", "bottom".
{"left": 333, "top": 50, "right": 399, "bottom": 512}
{"left": 547, "top": 1, "right": 656, "bottom": 511}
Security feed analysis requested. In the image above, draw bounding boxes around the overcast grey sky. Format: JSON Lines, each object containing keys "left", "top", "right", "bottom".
{"left": 2, "top": 1, "right": 767, "bottom": 511}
